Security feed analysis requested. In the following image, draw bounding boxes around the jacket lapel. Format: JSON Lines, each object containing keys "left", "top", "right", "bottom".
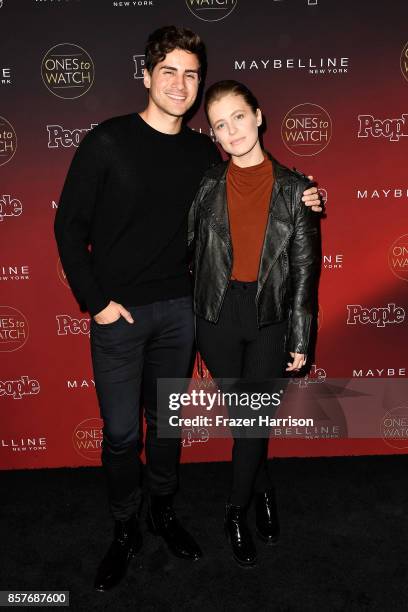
{"left": 257, "top": 178, "right": 294, "bottom": 289}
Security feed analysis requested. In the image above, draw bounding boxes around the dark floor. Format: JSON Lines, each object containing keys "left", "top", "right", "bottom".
{"left": 1, "top": 456, "right": 408, "bottom": 611}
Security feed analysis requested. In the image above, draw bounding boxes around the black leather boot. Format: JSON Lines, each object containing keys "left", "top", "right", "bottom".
{"left": 147, "top": 494, "right": 202, "bottom": 561}
{"left": 94, "top": 513, "right": 142, "bottom": 592}
{"left": 224, "top": 503, "right": 257, "bottom": 567}
{"left": 255, "top": 488, "right": 280, "bottom": 545}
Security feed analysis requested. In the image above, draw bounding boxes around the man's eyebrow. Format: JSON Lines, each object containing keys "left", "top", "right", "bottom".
{"left": 159, "top": 65, "right": 199, "bottom": 74}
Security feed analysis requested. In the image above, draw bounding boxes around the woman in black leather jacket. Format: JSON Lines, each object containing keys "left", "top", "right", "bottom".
{"left": 188, "top": 80, "right": 321, "bottom": 567}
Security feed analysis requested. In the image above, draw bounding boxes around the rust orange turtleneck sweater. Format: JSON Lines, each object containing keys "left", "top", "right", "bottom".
{"left": 226, "top": 154, "right": 274, "bottom": 281}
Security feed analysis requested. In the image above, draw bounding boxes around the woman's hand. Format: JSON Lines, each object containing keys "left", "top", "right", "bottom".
{"left": 286, "top": 352, "right": 306, "bottom": 372}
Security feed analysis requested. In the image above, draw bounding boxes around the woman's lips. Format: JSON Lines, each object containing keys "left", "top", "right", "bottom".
{"left": 230, "top": 137, "right": 245, "bottom": 146}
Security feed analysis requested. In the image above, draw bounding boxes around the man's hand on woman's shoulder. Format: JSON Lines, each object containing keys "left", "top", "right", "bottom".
{"left": 301, "top": 175, "right": 323, "bottom": 213}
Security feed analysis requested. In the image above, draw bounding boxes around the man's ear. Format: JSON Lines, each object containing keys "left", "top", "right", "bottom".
{"left": 143, "top": 69, "right": 151, "bottom": 90}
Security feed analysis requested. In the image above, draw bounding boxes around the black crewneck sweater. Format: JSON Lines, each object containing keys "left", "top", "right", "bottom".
{"left": 54, "top": 113, "right": 220, "bottom": 316}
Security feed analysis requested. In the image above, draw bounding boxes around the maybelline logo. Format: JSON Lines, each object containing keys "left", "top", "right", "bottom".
{"left": 357, "top": 188, "right": 408, "bottom": 200}
{"left": 235, "top": 57, "right": 348, "bottom": 76}
{"left": 1, "top": 68, "right": 11, "bottom": 85}
{"left": 347, "top": 303, "right": 405, "bottom": 327}
{"left": 353, "top": 368, "right": 406, "bottom": 377}
{"left": 47, "top": 123, "right": 97, "bottom": 148}
{"left": 323, "top": 254, "right": 342, "bottom": 270}
{"left": 35, "top": 0, "right": 81, "bottom": 3}
{"left": 56, "top": 315, "right": 90, "bottom": 336}
{"left": 274, "top": 0, "right": 318, "bottom": 4}
{"left": 113, "top": 1, "right": 153, "bottom": 6}
{"left": 0, "top": 195, "right": 23, "bottom": 222}
{"left": 358, "top": 114, "right": 408, "bottom": 142}
{"left": 67, "top": 379, "right": 95, "bottom": 389}
{"left": 0, "top": 265, "right": 30, "bottom": 281}
{"left": 1, "top": 437, "right": 47, "bottom": 452}
{"left": 0, "top": 376, "right": 41, "bottom": 400}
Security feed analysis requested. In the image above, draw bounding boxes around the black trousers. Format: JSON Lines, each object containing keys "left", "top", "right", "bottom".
{"left": 196, "top": 280, "right": 288, "bottom": 507}
{"left": 90, "top": 295, "right": 195, "bottom": 521}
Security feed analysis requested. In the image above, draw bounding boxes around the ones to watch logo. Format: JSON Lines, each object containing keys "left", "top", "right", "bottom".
{"left": 401, "top": 41, "right": 408, "bottom": 82}
{"left": 388, "top": 234, "right": 408, "bottom": 282}
{"left": 57, "top": 258, "right": 69, "bottom": 288}
{"left": 381, "top": 407, "right": 408, "bottom": 450}
{"left": 41, "top": 43, "right": 94, "bottom": 99}
{"left": 0, "top": 306, "right": 29, "bottom": 352}
{"left": 0, "top": 116, "right": 17, "bottom": 166}
{"left": 185, "top": 0, "right": 237, "bottom": 22}
{"left": 73, "top": 417, "right": 103, "bottom": 461}
{"left": 281, "top": 103, "right": 332, "bottom": 156}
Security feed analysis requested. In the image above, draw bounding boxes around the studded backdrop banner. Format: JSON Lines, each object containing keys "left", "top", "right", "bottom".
{"left": 1, "top": 0, "right": 408, "bottom": 469}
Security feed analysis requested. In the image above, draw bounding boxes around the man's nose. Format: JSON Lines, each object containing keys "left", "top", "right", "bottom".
{"left": 174, "top": 73, "right": 185, "bottom": 90}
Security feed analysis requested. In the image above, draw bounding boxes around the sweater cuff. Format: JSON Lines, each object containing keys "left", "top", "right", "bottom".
{"left": 85, "top": 293, "right": 110, "bottom": 318}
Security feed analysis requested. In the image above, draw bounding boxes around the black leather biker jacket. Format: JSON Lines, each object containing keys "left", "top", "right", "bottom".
{"left": 188, "top": 153, "right": 321, "bottom": 355}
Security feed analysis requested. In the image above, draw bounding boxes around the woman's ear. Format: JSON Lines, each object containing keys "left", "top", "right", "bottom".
{"left": 256, "top": 108, "right": 262, "bottom": 127}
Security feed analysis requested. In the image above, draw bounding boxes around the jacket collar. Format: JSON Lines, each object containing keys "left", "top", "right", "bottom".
{"left": 204, "top": 151, "right": 295, "bottom": 187}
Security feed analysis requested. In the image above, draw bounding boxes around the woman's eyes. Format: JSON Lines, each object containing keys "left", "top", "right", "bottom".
{"left": 215, "top": 114, "right": 245, "bottom": 130}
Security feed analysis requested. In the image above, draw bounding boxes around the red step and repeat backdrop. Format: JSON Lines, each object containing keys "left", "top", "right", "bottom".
{"left": 1, "top": 0, "right": 408, "bottom": 469}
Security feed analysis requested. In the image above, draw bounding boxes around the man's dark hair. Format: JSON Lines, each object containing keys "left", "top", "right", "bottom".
{"left": 144, "top": 25, "right": 207, "bottom": 77}
{"left": 204, "top": 80, "right": 260, "bottom": 119}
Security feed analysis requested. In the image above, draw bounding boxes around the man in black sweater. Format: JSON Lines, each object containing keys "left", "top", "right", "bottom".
{"left": 54, "top": 25, "right": 321, "bottom": 591}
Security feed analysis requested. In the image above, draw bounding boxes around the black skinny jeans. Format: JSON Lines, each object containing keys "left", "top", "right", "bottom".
{"left": 196, "top": 280, "right": 288, "bottom": 507}
{"left": 90, "top": 295, "right": 195, "bottom": 521}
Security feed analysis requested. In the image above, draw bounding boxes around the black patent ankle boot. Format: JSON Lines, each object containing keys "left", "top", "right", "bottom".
{"left": 255, "top": 488, "right": 280, "bottom": 545}
{"left": 94, "top": 513, "right": 142, "bottom": 592}
{"left": 147, "top": 494, "right": 202, "bottom": 561}
{"left": 224, "top": 503, "right": 257, "bottom": 567}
